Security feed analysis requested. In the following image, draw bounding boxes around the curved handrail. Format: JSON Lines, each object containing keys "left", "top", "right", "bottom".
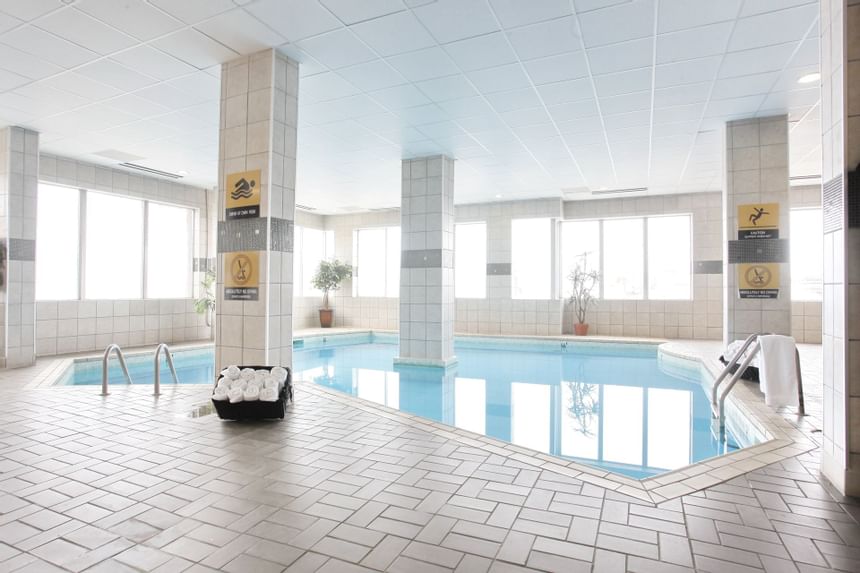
{"left": 711, "top": 332, "right": 759, "bottom": 408}
{"left": 102, "top": 344, "right": 132, "bottom": 396}
{"left": 153, "top": 343, "right": 179, "bottom": 396}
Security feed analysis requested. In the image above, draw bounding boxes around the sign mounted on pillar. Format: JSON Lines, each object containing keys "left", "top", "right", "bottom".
{"left": 225, "top": 169, "right": 261, "bottom": 220}
{"left": 224, "top": 251, "right": 259, "bottom": 301}
{"left": 738, "top": 263, "right": 779, "bottom": 299}
{"left": 737, "top": 203, "right": 779, "bottom": 239}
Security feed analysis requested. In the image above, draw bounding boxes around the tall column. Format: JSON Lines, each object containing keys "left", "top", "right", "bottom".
{"left": 215, "top": 49, "right": 298, "bottom": 372}
{"left": 0, "top": 127, "right": 38, "bottom": 368}
{"left": 722, "top": 115, "right": 792, "bottom": 345}
{"left": 397, "top": 156, "right": 456, "bottom": 368}
{"left": 820, "top": 0, "right": 860, "bottom": 496}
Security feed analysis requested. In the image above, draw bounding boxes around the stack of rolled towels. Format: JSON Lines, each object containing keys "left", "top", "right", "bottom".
{"left": 212, "top": 365, "right": 288, "bottom": 403}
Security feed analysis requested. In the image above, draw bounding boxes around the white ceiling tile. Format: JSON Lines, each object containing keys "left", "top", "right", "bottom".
{"left": 573, "top": 0, "right": 634, "bottom": 13}
{"left": 772, "top": 65, "right": 818, "bottom": 92}
{"left": 506, "top": 16, "right": 581, "bottom": 61}
{"left": 337, "top": 59, "right": 406, "bottom": 92}
{"left": 0, "top": 9, "right": 21, "bottom": 33}
{"left": 652, "top": 103, "right": 704, "bottom": 123}
{"left": 547, "top": 99, "right": 599, "bottom": 122}
{"left": 368, "top": 84, "right": 431, "bottom": 110}
{"left": 603, "top": 110, "right": 651, "bottom": 130}
{"left": 152, "top": 28, "right": 238, "bottom": 70}
{"left": 711, "top": 72, "right": 779, "bottom": 100}
{"left": 194, "top": 9, "right": 286, "bottom": 55}
{"left": 536, "top": 78, "right": 593, "bottom": 106}
{"left": 0, "top": 68, "right": 28, "bottom": 91}
{"left": 593, "top": 67, "right": 652, "bottom": 97}
{"left": 297, "top": 28, "right": 376, "bottom": 69}
{"left": 489, "top": 0, "right": 572, "bottom": 29}
{"left": 467, "top": 63, "right": 532, "bottom": 94}
{"left": 761, "top": 87, "right": 820, "bottom": 110}
{"left": 703, "top": 94, "right": 766, "bottom": 117}
{"left": 0, "top": 25, "right": 98, "bottom": 68}
{"left": 76, "top": 0, "right": 184, "bottom": 42}
{"left": 789, "top": 37, "right": 819, "bottom": 68}
{"left": 104, "top": 93, "right": 171, "bottom": 119}
{"left": 578, "top": 0, "right": 654, "bottom": 48}
{"left": 500, "top": 106, "right": 551, "bottom": 128}
{"left": 110, "top": 46, "right": 197, "bottom": 82}
{"left": 134, "top": 82, "right": 207, "bottom": 110}
{"left": 522, "top": 51, "right": 589, "bottom": 85}
{"left": 657, "top": 0, "right": 742, "bottom": 33}
{"left": 413, "top": 0, "right": 499, "bottom": 44}
{"left": 244, "top": 0, "right": 342, "bottom": 42}
{"left": 167, "top": 72, "right": 221, "bottom": 103}
{"left": 36, "top": 7, "right": 137, "bottom": 55}
{"left": 444, "top": 32, "right": 517, "bottom": 72}
{"left": 148, "top": 0, "right": 235, "bottom": 24}
{"left": 485, "top": 88, "right": 543, "bottom": 113}
{"left": 41, "top": 71, "right": 123, "bottom": 101}
{"left": 387, "top": 46, "right": 460, "bottom": 82}
{"left": 76, "top": 59, "right": 159, "bottom": 92}
{"left": 655, "top": 56, "right": 722, "bottom": 87}
{"left": 739, "top": 0, "right": 816, "bottom": 18}
{"left": 396, "top": 103, "right": 450, "bottom": 125}
{"left": 414, "top": 74, "right": 477, "bottom": 101}
{"left": 350, "top": 10, "right": 436, "bottom": 56}
{"left": 728, "top": 4, "right": 818, "bottom": 52}
{"left": 276, "top": 44, "right": 328, "bottom": 77}
{"left": 588, "top": 37, "right": 653, "bottom": 74}
{"left": 0, "top": 0, "right": 61, "bottom": 21}
{"left": 319, "top": 0, "right": 406, "bottom": 25}
{"left": 656, "top": 22, "right": 733, "bottom": 64}
{"left": 653, "top": 82, "right": 711, "bottom": 108}
{"left": 301, "top": 72, "right": 361, "bottom": 102}
{"left": 599, "top": 91, "right": 651, "bottom": 115}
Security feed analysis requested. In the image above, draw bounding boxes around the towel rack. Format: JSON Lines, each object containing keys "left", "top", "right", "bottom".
{"left": 153, "top": 343, "right": 179, "bottom": 396}
{"left": 102, "top": 344, "right": 132, "bottom": 396}
{"left": 712, "top": 333, "right": 805, "bottom": 429}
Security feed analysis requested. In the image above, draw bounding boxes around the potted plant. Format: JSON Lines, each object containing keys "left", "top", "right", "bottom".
{"left": 311, "top": 259, "right": 352, "bottom": 328}
{"left": 568, "top": 254, "right": 600, "bottom": 336}
{"left": 194, "top": 270, "right": 216, "bottom": 327}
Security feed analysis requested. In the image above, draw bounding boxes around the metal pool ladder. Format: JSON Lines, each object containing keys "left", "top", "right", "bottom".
{"left": 711, "top": 332, "right": 805, "bottom": 429}
{"left": 153, "top": 343, "right": 179, "bottom": 396}
{"left": 101, "top": 344, "right": 132, "bottom": 396}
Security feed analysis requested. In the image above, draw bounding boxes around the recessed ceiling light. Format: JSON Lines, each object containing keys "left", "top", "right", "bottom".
{"left": 178, "top": 170, "right": 188, "bottom": 176}
{"left": 797, "top": 72, "right": 820, "bottom": 84}
{"left": 495, "top": 194, "right": 502, "bottom": 198}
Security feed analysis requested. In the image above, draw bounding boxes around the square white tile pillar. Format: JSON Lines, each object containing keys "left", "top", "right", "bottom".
{"left": 722, "top": 115, "right": 792, "bottom": 345}
{"left": 215, "top": 49, "right": 298, "bottom": 373}
{"left": 820, "top": 0, "right": 860, "bottom": 497}
{"left": 397, "top": 156, "right": 456, "bottom": 368}
{"left": 0, "top": 127, "right": 38, "bottom": 368}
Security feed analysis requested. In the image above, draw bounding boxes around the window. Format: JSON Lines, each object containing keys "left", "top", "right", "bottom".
{"left": 146, "top": 202, "right": 193, "bottom": 299}
{"left": 511, "top": 218, "right": 552, "bottom": 300}
{"left": 293, "top": 226, "right": 335, "bottom": 297}
{"left": 511, "top": 382, "right": 551, "bottom": 453}
{"left": 603, "top": 218, "right": 644, "bottom": 299}
{"left": 648, "top": 215, "right": 692, "bottom": 300}
{"left": 85, "top": 191, "right": 144, "bottom": 300}
{"left": 560, "top": 220, "right": 600, "bottom": 297}
{"left": 603, "top": 385, "right": 643, "bottom": 466}
{"left": 455, "top": 222, "right": 487, "bottom": 298}
{"left": 647, "top": 389, "right": 691, "bottom": 470}
{"left": 561, "top": 214, "right": 693, "bottom": 300}
{"left": 355, "top": 369, "right": 399, "bottom": 408}
{"left": 354, "top": 227, "right": 400, "bottom": 297}
{"left": 791, "top": 208, "right": 823, "bottom": 301}
{"left": 36, "top": 184, "right": 80, "bottom": 301}
{"left": 454, "top": 378, "right": 486, "bottom": 434}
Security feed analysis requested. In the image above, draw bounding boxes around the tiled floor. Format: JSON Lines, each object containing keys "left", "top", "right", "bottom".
{"left": 0, "top": 338, "right": 857, "bottom": 572}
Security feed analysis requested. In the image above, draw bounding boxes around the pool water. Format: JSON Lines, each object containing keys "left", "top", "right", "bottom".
{"left": 58, "top": 334, "right": 744, "bottom": 478}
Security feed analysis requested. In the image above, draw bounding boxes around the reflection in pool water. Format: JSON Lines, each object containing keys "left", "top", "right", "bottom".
{"left": 295, "top": 334, "right": 743, "bottom": 479}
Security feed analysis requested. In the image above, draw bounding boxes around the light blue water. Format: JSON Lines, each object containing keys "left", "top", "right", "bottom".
{"left": 58, "top": 334, "right": 743, "bottom": 478}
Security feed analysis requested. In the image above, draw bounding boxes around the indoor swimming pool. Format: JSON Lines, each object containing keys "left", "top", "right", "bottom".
{"left": 57, "top": 333, "right": 748, "bottom": 478}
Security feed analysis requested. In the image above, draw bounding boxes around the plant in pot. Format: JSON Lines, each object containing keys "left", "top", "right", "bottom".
{"left": 568, "top": 254, "right": 600, "bottom": 336}
{"left": 194, "top": 270, "right": 216, "bottom": 327}
{"left": 311, "top": 259, "right": 352, "bottom": 328}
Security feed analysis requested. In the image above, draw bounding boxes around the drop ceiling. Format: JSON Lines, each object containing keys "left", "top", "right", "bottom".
{"left": 0, "top": 0, "right": 822, "bottom": 212}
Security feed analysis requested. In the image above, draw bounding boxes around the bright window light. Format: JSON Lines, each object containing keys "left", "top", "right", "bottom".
{"left": 85, "top": 191, "right": 144, "bottom": 299}
{"left": 791, "top": 208, "right": 823, "bottom": 301}
{"left": 355, "top": 368, "right": 399, "bottom": 408}
{"left": 146, "top": 202, "right": 193, "bottom": 299}
{"left": 454, "top": 377, "right": 486, "bottom": 434}
{"left": 647, "top": 388, "right": 691, "bottom": 470}
{"left": 511, "top": 382, "right": 551, "bottom": 453}
{"left": 455, "top": 222, "right": 487, "bottom": 298}
{"left": 511, "top": 218, "right": 552, "bottom": 300}
{"left": 355, "top": 226, "right": 400, "bottom": 298}
{"left": 560, "top": 381, "right": 600, "bottom": 460}
{"left": 300, "top": 227, "right": 332, "bottom": 297}
{"left": 603, "top": 218, "right": 644, "bottom": 299}
{"left": 647, "top": 215, "right": 692, "bottom": 300}
{"left": 560, "top": 220, "right": 600, "bottom": 298}
{"left": 602, "top": 385, "right": 643, "bottom": 466}
{"left": 36, "top": 184, "right": 79, "bottom": 301}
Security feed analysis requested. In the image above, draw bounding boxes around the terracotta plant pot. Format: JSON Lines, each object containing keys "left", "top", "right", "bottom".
{"left": 574, "top": 322, "right": 589, "bottom": 336}
{"left": 319, "top": 308, "right": 333, "bottom": 328}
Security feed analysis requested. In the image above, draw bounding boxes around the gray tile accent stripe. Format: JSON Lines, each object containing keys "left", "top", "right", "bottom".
{"left": 402, "top": 249, "right": 442, "bottom": 268}
{"left": 217, "top": 217, "right": 293, "bottom": 253}
{"left": 487, "top": 263, "right": 511, "bottom": 276}
{"left": 728, "top": 239, "right": 789, "bottom": 264}
{"left": 8, "top": 238, "right": 35, "bottom": 261}
{"left": 694, "top": 260, "right": 723, "bottom": 274}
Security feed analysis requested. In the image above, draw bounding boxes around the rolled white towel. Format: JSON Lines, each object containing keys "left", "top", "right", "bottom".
{"left": 244, "top": 385, "right": 260, "bottom": 401}
{"left": 232, "top": 379, "right": 247, "bottom": 391}
{"left": 256, "top": 368, "right": 270, "bottom": 376}
{"left": 224, "top": 365, "right": 241, "bottom": 380}
{"left": 263, "top": 377, "right": 278, "bottom": 390}
{"left": 227, "top": 387, "right": 244, "bottom": 403}
{"left": 246, "top": 380, "right": 261, "bottom": 392}
{"left": 212, "top": 386, "right": 229, "bottom": 401}
{"left": 271, "top": 367, "right": 288, "bottom": 384}
{"left": 240, "top": 367, "right": 255, "bottom": 379}
{"left": 260, "top": 387, "right": 278, "bottom": 402}
{"left": 216, "top": 377, "right": 229, "bottom": 389}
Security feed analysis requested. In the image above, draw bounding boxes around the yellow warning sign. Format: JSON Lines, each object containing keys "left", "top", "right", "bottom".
{"left": 739, "top": 263, "right": 779, "bottom": 299}
{"left": 224, "top": 251, "right": 259, "bottom": 301}
{"left": 738, "top": 203, "right": 779, "bottom": 239}
{"left": 225, "top": 169, "right": 261, "bottom": 220}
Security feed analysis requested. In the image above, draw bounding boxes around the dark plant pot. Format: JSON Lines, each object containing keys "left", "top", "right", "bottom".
{"left": 574, "top": 322, "right": 589, "bottom": 336}
{"left": 319, "top": 308, "right": 333, "bottom": 328}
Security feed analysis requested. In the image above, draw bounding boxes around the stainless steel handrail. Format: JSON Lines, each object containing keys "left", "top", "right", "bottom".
{"left": 153, "top": 343, "right": 178, "bottom": 396}
{"left": 711, "top": 332, "right": 759, "bottom": 407}
{"left": 102, "top": 344, "right": 132, "bottom": 396}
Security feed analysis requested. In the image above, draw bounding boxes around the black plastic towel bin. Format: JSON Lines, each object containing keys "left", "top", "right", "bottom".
{"left": 212, "top": 365, "right": 292, "bottom": 420}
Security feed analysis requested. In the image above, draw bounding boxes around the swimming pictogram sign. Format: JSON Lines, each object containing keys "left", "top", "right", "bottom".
{"left": 225, "top": 169, "right": 261, "bottom": 220}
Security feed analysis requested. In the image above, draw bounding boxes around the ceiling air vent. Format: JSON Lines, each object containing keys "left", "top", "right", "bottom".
{"left": 591, "top": 187, "right": 648, "bottom": 196}
{"left": 790, "top": 174, "right": 821, "bottom": 181}
{"left": 118, "top": 162, "right": 184, "bottom": 179}
{"left": 296, "top": 204, "right": 316, "bottom": 211}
